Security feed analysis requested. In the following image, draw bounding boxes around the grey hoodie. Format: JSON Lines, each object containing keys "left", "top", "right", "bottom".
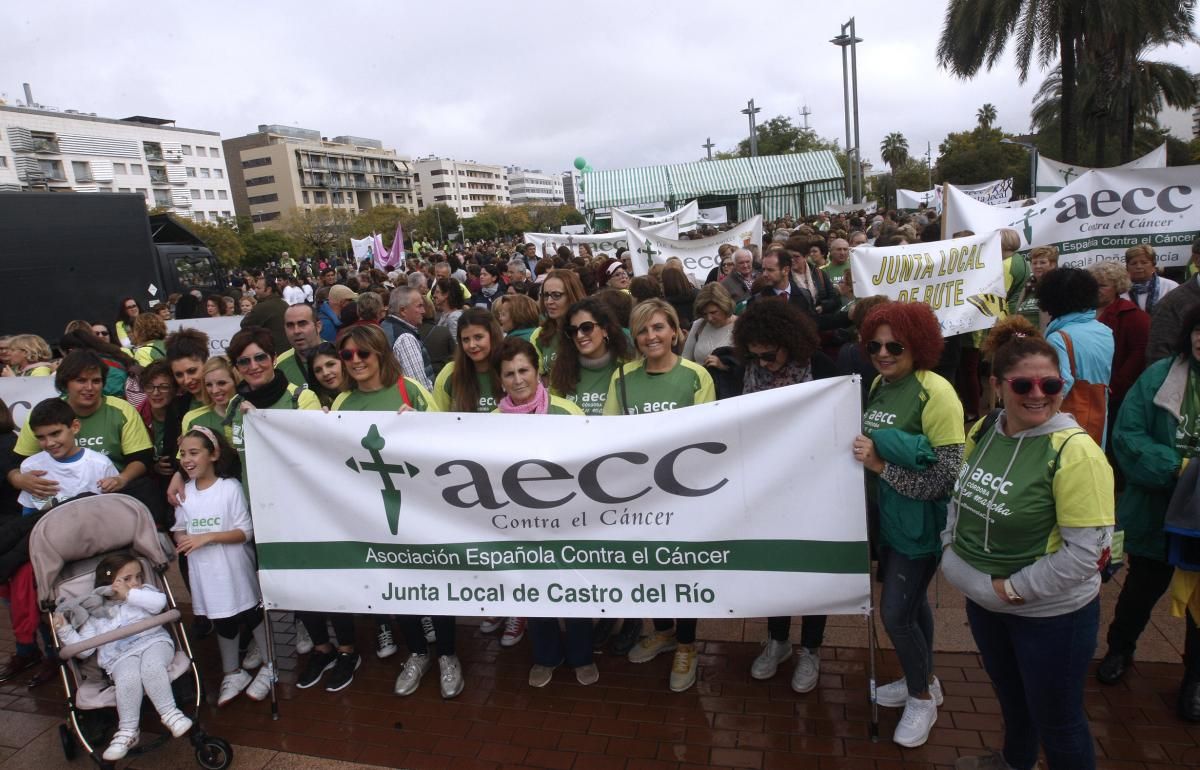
{"left": 940, "top": 411, "right": 1113, "bottom": 618}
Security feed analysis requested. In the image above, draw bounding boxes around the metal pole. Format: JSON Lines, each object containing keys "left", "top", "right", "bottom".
{"left": 1030, "top": 147, "right": 1038, "bottom": 200}
{"left": 849, "top": 17, "right": 862, "bottom": 203}
{"left": 839, "top": 35, "right": 852, "bottom": 199}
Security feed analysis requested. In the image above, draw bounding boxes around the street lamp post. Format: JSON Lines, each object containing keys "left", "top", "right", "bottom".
{"left": 1000, "top": 138, "right": 1039, "bottom": 199}
{"left": 831, "top": 20, "right": 864, "bottom": 202}
{"left": 741, "top": 99, "right": 762, "bottom": 157}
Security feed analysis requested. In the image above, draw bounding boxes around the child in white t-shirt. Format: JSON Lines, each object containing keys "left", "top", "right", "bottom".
{"left": 18, "top": 399, "right": 118, "bottom": 513}
{"left": 171, "top": 426, "right": 273, "bottom": 707}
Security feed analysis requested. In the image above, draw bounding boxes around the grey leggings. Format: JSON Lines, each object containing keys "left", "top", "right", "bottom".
{"left": 109, "top": 639, "right": 178, "bottom": 731}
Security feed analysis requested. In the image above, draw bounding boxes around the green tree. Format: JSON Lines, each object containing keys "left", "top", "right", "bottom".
{"left": 934, "top": 126, "right": 1030, "bottom": 194}
{"left": 726, "top": 115, "right": 842, "bottom": 158}
{"left": 874, "top": 158, "right": 937, "bottom": 209}
{"left": 938, "top": 0, "right": 1084, "bottom": 163}
{"left": 880, "top": 133, "right": 910, "bottom": 172}
{"left": 240, "top": 229, "right": 298, "bottom": 267}
{"left": 411, "top": 205, "right": 459, "bottom": 243}
{"left": 282, "top": 207, "right": 355, "bottom": 259}
{"left": 977, "top": 103, "right": 998, "bottom": 129}
{"left": 351, "top": 205, "right": 416, "bottom": 243}
{"left": 180, "top": 219, "right": 246, "bottom": 267}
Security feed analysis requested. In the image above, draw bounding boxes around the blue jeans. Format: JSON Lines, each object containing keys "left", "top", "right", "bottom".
{"left": 529, "top": 618, "right": 592, "bottom": 667}
{"left": 879, "top": 548, "right": 937, "bottom": 697}
{"left": 966, "top": 598, "right": 1099, "bottom": 770}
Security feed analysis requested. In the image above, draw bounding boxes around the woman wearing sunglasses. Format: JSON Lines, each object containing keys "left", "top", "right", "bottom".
{"left": 851, "top": 302, "right": 964, "bottom": 748}
{"left": 529, "top": 270, "right": 587, "bottom": 376}
{"left": 1097, "top": 303, "right": 1200, "bottom": 722}
{"left": 735, "top": 300, "right": 838, "bottom": 694}
{"left": 549, "top": 298, "right": 632, "bottom": 417}
{"left": 943, "top": 316, "right": 1113, "bottom": 770}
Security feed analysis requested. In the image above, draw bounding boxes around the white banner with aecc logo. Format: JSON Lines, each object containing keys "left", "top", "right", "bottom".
{"left": 244, "top": 377, "right": 871, "bottom": 619}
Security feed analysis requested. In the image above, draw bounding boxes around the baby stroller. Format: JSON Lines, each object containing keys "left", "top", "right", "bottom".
{"left": 29, "top": 493, "right": 233, "bottom": 769}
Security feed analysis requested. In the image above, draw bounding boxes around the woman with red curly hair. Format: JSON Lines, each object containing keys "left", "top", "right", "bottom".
{"left": 851, "top": 302, "right": 964, "bottom": 748}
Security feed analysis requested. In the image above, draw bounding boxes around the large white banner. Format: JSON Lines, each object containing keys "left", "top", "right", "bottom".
{"left": 1036, "top": 143, "right": 1167, "bottom": 200}
{"left": 626, "top": 215, "right": 763, "bottom": 284}
{"left": 899, "top": 180, "right": 1012, "bottom": 212}
{"left": 0, "top": 376, "right": 57, "bottom": 429}
{"left": 897, "top": 188, "right": 937, "bottom": 210}
{"left": 850, "top": 231, "right": 1006, "bottom": 335}
{"left": 524, "top": 220, "right": 678, "bottom": 259}
{"left": 944, "top": 166, "right": 1200, "bottom": 268}
{"left": 612, "top": 201, "right": 701, "bottom": 233}
{"left": 165, "top": 316, "right": 244, "bottom": 357}
{"left": 245, "top": 378, "right": 871, "bottom": 619}
{"left": 824, "top": 201, "right": 878, "bottom": 215}
{"left": 698, "top": 206, "right": 729, "bottom": 225}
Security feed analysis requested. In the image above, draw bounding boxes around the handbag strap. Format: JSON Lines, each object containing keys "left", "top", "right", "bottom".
{"left": 397, "top": 377, "right": 411, "bottom": 408}
{"left": 618, "top": 363, "right": 630, "bottom": 415}
{"left": 1059, "top": 331, "right": 1079, "bottom": 379}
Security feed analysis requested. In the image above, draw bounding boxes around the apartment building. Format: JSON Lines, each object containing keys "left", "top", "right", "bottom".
{"left": 223, "top": 125, "right": 415, "bottom": 227}
{"left": 562, "top": 170, "right": 584, "bottom": 211}
{"left": 506, "top": 166, "right": 565, "bottom": 206}
{"left": 0, "top": 104, "right": 235, "bottom": 222}
{"left": 412, "top": 157, "right": 509, "bottom": 218}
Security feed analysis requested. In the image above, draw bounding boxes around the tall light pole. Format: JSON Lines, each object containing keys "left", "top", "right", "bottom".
{"left": 741, "top": 99, "right": 762, "bottom": 157}
{"left": 702, "top": 137, "right": 715, "bottom": 160}
{"left": 831, "top": 20, "right": 864, "bottom": 202}
{"left": 1000, "top": 137, "right": 1039, "bottom": 199}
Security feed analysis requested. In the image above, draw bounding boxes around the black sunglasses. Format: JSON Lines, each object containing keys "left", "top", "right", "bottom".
{"left": 1005, "top": 376, "right": 1065, "bottom": 396}
{"left": 866, "top": 340, "right": 905, "bottom": 356}
{"left": 340, "top": 349, "right": 373, "bottom": 362}
{"left": 235, "top": 352, "right": 271, "bottom": 368}
{"left": 744, "top": 348, "right": 780, "bottom": 363}
{"left": 565, "top": 321, "right": 599, "bottom": 338}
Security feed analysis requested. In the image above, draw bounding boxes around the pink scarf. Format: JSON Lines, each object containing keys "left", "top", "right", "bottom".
{"left": 498, "top": 381, "right": 550, "bottom": 414}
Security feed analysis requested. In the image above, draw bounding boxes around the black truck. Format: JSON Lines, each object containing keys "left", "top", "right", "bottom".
{"left": 0, "top": 192, "right": 225, "bottom": 342}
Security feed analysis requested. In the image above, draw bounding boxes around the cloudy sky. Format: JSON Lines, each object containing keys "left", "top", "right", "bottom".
{"left": 3, "top": 1, "right": 1197, "bottom": 175}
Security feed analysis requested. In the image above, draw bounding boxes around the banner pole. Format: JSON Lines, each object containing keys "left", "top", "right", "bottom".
{"left": 868, "top": 608, "right": 879, "bottom": 742}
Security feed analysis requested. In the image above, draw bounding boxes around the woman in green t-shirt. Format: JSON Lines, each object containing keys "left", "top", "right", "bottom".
{"left": 433, "top": 308, "right": 503, "bottom": 413}
{"left": 611, "top": 299, "right": 716, "bottom": 694}
{"left": 181, "top": 356, "right": 240, "bottom": 441}
{"left": 302, "top": 342, "right": 348, "bottom": 410}
{"left": 529, "top": 270, "right": 586, "bottom": 376}
{"left": 549, "top": 298, "right": 632, "bottom": 417}
{"left": 851, "top": 302, "right": 964, "bottom": 749}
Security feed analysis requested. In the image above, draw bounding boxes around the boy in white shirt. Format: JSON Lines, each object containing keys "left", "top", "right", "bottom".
{"left": 18, "top": 399, "right": 118, "bottom": 514}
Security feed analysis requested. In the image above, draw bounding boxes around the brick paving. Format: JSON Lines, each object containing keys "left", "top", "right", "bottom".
{"left": 0, "top": 571, "right": 1196, "bottom": 769}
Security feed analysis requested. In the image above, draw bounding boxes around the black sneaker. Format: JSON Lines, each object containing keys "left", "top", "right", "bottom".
{"left": 324, "top": 652, "right": 361, "bottom": 692}
{"left": 1096, "top": 651, "right": 1132, "bottom": 685}
{"left": 591, "top": 619, "right": 617, "bottom": 652}
{"left": 295, "top": 649, "right": 337, "bottom": 689}
{"left": 609, "top": 620, "right": 643, "bottom": 657}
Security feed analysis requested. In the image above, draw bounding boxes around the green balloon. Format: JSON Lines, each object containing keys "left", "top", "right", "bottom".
{"left": 573, "top": 157, "right": 587, "bottom": 170}
{"left": 583, "top": 165, "right": 593, "bottom": 173}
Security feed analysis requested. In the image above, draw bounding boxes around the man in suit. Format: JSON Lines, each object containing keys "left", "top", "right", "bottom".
{"left": 754, "top": 249, "right": 816, "bottom": 316}
{"left": 720, "top": 248, "right": 758, "bottom": 304}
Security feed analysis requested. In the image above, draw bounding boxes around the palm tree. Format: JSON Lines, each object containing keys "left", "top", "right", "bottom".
{"left": 880, "top": 133, "right": 909, "bottom": 172}
{"left": 977, "top": 104, "right": 998, "bottom": 130}
{"left": 938, "top": 0, "right": 1084, "bottom": 163}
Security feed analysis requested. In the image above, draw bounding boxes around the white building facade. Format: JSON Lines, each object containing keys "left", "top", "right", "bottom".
{"left": 0, "top": 105, "right": 235, "bottom": 223}
{"left": 412, "top": 157, "right": 509, "bottom": 218}
{"left": 506, "top": 167, "right": 565, "bottom": 206}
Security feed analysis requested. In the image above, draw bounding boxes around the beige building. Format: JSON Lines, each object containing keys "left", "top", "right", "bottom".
{"left": 412, "top": 156, "right": 509, "bottom": 218}
{"left": 223, "top": 125, "right": 415, "bottom": 227}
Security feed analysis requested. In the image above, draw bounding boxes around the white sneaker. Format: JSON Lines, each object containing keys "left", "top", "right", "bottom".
{"left": 893, "top": 696, "right": 938, "bottom": 748}
{"left": 750, "top": 639, "right": 793, "bottom": 680}
{"left": 500, "top": 617, "right": 526, "bottom": 647}
{"left": 791, "top": 648, "right": 820, "bottom": 694}
{"left": 479, "top": 616, "right": 503, "bottom": 633}
{"left": 294, "top": 620, "right": 313, "bottom": 655}
{"left": 394, "top": 653, "right": 431, "bottom": 696}
{"left": 102, "top": 729, "right": 139, "bottom": 761}
{"left": 217, "top": 669, "right": 252, "bottom": 706}
{"left": 242, "top": 639, "right": 262, "bottom": 670}
{"left": 876, "top": 676, "right": 943, "bottom": 709}
{"left": 160, "top": 708, "right": 193, "bottom": 737}
{"left": 422, "top": 616, "right": 437, "bottom": 644}
{"left": 376, "top": 622, "right": 398, "bottom": 659}
{"left": 438, "top": 654, "right": 464, "bottom": 699}
{"left": 246, "top": 664, "right": 276, "bottom": 701}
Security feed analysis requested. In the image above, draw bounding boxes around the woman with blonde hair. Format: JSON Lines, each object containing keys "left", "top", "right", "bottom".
{"left": 131, "top": 313, "right": 168, "bottom": 366}
{"left": 181, "top": 357, "right": 241, "bottom": 440}
{"left": 4, "top": 335, "right": 53, "bottom": 377}
{"left": 1090, "top": 260, "right": 1149, "bottom": 413}
{"left": 1125, "top": 243, "right": 1178, "bottom": 314}
{"left": 682, "top": 283, "right": 736, "bottom": 367}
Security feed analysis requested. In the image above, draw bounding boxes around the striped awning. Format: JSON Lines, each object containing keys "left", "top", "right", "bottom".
{"left": 584, "top": 150, "right": 844, "bottom": 210}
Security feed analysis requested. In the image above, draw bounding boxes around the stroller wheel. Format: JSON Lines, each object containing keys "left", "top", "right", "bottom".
{"left": 194, "top": 736, "right": 233, "bottom": 770}
{"left": 58, "top": 724, "right": 77, "bottom": 761}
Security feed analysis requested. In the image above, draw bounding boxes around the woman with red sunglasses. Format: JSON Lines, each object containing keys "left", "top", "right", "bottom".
{"left": 943, "top": 315, "right": 1113, "bottom": 770}
{"left": 851, "top": 302, "right": 964, "bottom": 748}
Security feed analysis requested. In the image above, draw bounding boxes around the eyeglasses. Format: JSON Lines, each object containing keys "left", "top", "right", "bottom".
{"left": 543, "top": 291, "right": 567, "bottom": 301}
{"left": 1005, "top": 376, "right": 1066, "bottom": 396}
{"left": 124, "top": 304, "right": 138, "bottom": 311}
{"left": 721, "top": 262, "right": 734, "bottom": 269}
{"left": 565, "top": 321, "right": 599, "bottom": 338}
{"left": 93, "top": 330, "right": 110, "bottom": 338}
{"left": 744, "top": 348, "right": 781, "bottom": 363}
{"left": 145, "top": 384, "right": 174, "bottom": 393}
{"left": 339, "top": 348, "right": 373, "bottom": 362}
{"left": 866, "top": 340, "right": 905, "bottom": 357}
{"left": 235, "top": 352, "right": 271, "bottom": 368}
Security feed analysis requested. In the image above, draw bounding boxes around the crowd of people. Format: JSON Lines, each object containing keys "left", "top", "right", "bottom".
{"left": 2, "top": 210, "right": 1200, "bottom": 769}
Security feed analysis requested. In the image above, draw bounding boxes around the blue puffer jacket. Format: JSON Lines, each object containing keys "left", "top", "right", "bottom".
{"left": 318, "top": 301, "right": 341, "bottom": 343}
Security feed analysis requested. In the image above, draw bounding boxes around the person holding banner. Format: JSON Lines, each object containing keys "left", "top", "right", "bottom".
{"left": 548, "top": 299, "right": 631, "bottom": 417}
{"left": 852, "top": 303, "right": 964, "bottom": 748}
{"left": 181, "top": 357, "right": 240, "bottom": 440}
{"left": 302, "top": 343, "right": 348, "bottom": 409}
{"left": 606, "top": 299, "right": 715, "bottom": 692}
{"left": 432, "top": 308, "right": 503, "bottom": 414}
{"left": 530, "top": 271, "right": 586, "bottom": 376}
{"left": 735, "top": 300, "right": 836, "bottom": 693}
{"left": 943, "top": 316, "right": 1113, "bottom": 770}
